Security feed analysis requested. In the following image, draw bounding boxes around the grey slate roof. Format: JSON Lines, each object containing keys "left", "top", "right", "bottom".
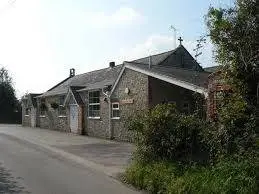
{"left": 22, "top": 93, "right": 42, "bottom": 107}
{"left": 41, "top": 65, "right": 122, "bottom": 97}
{"left": 40, "top": 44, "right": 210, "bottom": 97}
{"left": 70, "top": 86, "right": 84, "bottom": 105}
{"left": 125, "top": 62, "right": 210, "bottom": 89}
{"left": 133, "top": 50, "right": 176, "bottom": 65}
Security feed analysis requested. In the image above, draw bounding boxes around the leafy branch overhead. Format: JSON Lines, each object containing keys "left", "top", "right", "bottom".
{"left": 206, "top": 0, "right": 258, "bottom": 106}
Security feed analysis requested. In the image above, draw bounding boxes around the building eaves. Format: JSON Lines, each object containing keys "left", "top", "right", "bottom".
{"left": 123, "top": 61, "right": 209, "bottom": 96}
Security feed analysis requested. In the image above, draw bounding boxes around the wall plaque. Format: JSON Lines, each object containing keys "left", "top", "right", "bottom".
{"left": 120, "top": 99, "right": 134, "bottom": 104}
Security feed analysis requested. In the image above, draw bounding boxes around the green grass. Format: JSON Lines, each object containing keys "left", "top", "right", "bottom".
{"left": 124, "top": 158, "right": 258, "bottom": 194}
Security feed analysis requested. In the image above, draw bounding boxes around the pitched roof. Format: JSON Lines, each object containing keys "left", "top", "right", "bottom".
{"left": 40, "top": 44, "right": 208, "bottom": 97}
{"left": 124, "top": 62, "right": 209, "bottom": 89}
{"left": 22, "top": 93, "right": 42, "bottom": 107}
{"left": 70, "top": 86, "right": 84, "bottom": 105}
{"left": 41, "top": 65, "right": 122, "bottom": 97}
{"left": 133, "top": 50, "right": 176, "bottom": 65}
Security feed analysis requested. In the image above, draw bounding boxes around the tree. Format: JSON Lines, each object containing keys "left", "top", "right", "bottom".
{"left": 0, "top": 67, "right": 20, "bottom": 123}
{"left": 205, "top": 0, "right": 258, "bottom": 156}
{"left": 206, "top": 0, "right": 258, "bottom": 107}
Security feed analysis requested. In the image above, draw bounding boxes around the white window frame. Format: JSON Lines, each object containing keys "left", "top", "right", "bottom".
{"left": 112, "top": 102, "right": 120, "bottom": 119}
{"left": 58, "top": 95, "right": 66, "bottom": 117}
{"left": 58, "top": 105, "right": 67, "bottom": 117}
{"left": 25, "top": 108, "right": 30, "bottom": 116}
{"left": 88, "top": 91, "right": 100, "bottom": 119}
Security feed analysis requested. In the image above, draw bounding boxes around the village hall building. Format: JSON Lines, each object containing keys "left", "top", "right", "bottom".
{"left": 22, "top": 42, "right": 215, "bottom": 142}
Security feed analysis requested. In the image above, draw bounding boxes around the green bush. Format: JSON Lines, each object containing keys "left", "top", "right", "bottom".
{"left": 203, "top": 94, "right": 257, "bottom": 160}
{"left": 125, "top": 161, "right": 179, "bottom": 194}
{"left": 128, "top": 104, "right": 209, "bottom": 164}
{"left": 125, "top": 103, "right": 258, "bottom": 193}
{"left": 125, "top": 158, "right": 259, "bottom": 194}
{"left": 169, "top": 157, "right": 258, "bottom": 194}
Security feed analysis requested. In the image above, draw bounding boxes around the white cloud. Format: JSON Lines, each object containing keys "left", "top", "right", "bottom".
{"left": 113, "top": 34, "right": 215, "bottom": 67}
{"left": 84, "top": 7, "right": 144, "bottom": 28}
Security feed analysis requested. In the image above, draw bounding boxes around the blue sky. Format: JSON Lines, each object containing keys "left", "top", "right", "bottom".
{"left": 0, "top": 0, "right": 234, "bottom": 97}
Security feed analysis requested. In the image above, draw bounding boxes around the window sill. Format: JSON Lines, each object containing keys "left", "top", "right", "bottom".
{"left": 39, "top": 115, "right": 46, "bottom": 118}
{"left": 87, "top": 117, "right": 101, "bottom": 120}
{"left": 111, "top": 117, "right": 120, "bottom": 120}
{"left": 58, "top": 115, "right": 67, "bottom": 118}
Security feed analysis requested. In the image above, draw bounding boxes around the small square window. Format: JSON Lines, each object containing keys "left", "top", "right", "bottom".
{"left": 112, "top": 103, "right": 120, "bottom": 119}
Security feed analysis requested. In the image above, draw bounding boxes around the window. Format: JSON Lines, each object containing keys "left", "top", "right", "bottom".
{"left": 58, "top": 96, "right": 66, "bottom": 116}
{"left": 25, "top": 108, "right": 30, "bottom": 116}
{"left": 112, "top": 103, "right": 120, "bottom": 119}
{"left": 88, "top": 91, "right": 100, "bottom": 118}
{"left": 40, "top": 109, "right": 46, "bottom": 116}
{"left": 40, "top": 99, "right": 46, "bottom": 116}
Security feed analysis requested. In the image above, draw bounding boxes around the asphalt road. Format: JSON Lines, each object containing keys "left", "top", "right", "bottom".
{"left": 0, "top": 134, "right": 139, "bottom": 194}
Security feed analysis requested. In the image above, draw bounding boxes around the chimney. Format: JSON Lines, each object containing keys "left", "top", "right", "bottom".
{"left": 109, "top": 62, "right": 115, "bottom": 68}
{"left": 149, "top": 56, "right": 152, "bottom": 69}
{"left": 70, "top": 68, "right": 75, "bottom": 77}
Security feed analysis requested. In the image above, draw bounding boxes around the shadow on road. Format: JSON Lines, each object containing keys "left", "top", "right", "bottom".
{"left": 0, "top": 163, "right": 29, "bottom": 194}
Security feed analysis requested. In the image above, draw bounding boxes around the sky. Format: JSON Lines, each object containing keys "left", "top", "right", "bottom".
{"left": 0, "top": 0, "right": 234, "bottom": 98}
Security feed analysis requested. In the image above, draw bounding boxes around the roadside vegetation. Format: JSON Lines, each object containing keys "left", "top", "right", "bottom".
{"left": 123, "top": 0, "right": 258, "bottom": 193}
{"left": 123, "top": 104, "right": 258, "bottom": 194}
{"left": 0, "top": 67, "right": 21, "bottom": 124}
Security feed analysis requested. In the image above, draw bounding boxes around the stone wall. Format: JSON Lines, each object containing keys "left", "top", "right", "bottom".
{"left": 111, "top": 68, "right": 149, "bottom": 141}
{"left": 22, "top": 101, "right": 32, "bottom": 127}
{"left": 80, "top": 91, "right": 110, "bottom": 139}
{"left": 22, "top": 109, "right": 31, "bottom": 127}
{"left": 37, "top": 96, "right": 69, "bottom": 132}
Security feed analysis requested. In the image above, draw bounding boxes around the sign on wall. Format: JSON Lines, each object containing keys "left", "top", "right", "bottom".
{"left": 120, "top": 99, "right": 134, "bottom": 104}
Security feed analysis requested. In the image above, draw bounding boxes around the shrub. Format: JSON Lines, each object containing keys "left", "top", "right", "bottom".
{"left": 40, "top": 103, "right": 47, "bottom": 111}
{"left": 50, "top": 102, "right": 59, "bottom": 109}
{"left": 203, "top": 93, "right": 257, "bottom": 160}
{"left": 125, "top": 157, "right": 259, "bottom": 194}
{"left": 168, "top": 157, "right": 259, "bottom": 194}
{"left": 128, "top": 104, "right": 209, "bottom": 163}
{"left": 125, "top": 161, "right": 179, "bottom": 194}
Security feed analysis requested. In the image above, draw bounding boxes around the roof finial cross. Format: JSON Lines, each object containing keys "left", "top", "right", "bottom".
{"left": 178, "top": 37, "right": 183, "bottom": 45}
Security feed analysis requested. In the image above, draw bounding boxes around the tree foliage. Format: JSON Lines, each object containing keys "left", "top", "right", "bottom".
{"left": 206, "top": 0, "right": 258, "bottom": 155}
{"left": 206, "top": 0, "right": 258, "bottom": 106}
{"left": 0, "top": 67, "right": 20, "bottom": 123}
{"left": 128, "top": 104, "right": 210, "bottom": 164}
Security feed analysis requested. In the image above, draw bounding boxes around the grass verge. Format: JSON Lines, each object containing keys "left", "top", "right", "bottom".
{"left": 124, "top": 158, "right": 258, "bottom": 194}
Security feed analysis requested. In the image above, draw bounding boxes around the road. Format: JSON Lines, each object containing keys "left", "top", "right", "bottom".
{"left": 0, "top": 133, "right": 139, "bottom": 194}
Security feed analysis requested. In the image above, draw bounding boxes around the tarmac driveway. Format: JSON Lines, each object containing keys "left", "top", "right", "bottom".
{"left": 0, "top": 124, "right": 135, "bottom": 175}
{"left": 56, "top": 142, "right": 133, "bottom": 167}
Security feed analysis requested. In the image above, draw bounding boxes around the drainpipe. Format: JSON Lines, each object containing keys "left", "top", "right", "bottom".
{"left": 102, "top": 88, "right": 113, "bottom": 139}
{"left": 108, "top": 96, "right": 113, "bottom": 139}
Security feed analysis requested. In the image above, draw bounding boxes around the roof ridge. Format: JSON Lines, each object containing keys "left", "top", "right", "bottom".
{"left": 132, "top": 48, "right": 177, "bottom": 62}
{"left": 73, "top": 64, "right": 123, "bottom": 78}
